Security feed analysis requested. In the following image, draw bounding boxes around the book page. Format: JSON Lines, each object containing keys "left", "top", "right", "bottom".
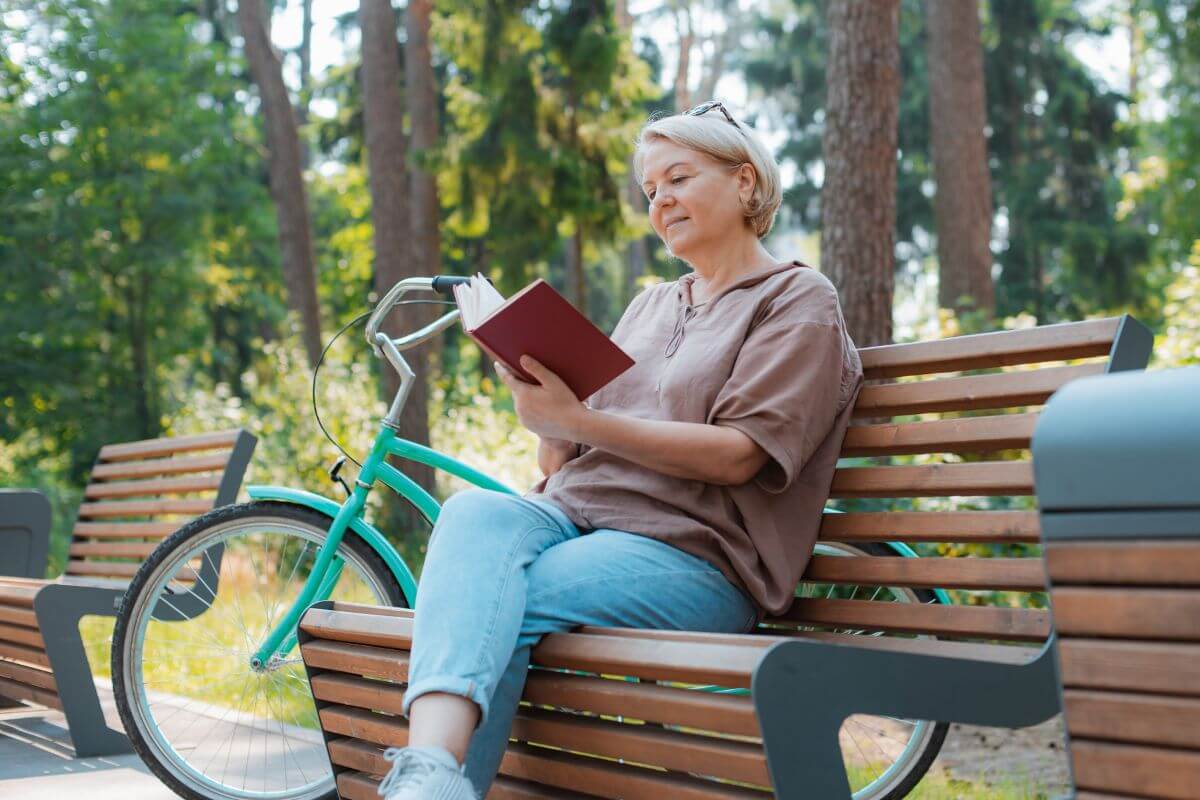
{"left": 453, "top": 273, "right": 506, "bottom": 329}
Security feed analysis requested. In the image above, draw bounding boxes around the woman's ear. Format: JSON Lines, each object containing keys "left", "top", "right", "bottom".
{"left": 736, "top": 163, "right": 757, "bottom": 208}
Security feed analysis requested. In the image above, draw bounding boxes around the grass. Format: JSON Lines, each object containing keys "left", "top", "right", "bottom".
{"left": 849, "top": 764, "right": 1059, "bottom": 799}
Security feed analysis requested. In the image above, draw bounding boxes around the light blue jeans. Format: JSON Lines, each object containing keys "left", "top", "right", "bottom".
{"left": 401, "top": 487, "right": 759, "bottom": 795}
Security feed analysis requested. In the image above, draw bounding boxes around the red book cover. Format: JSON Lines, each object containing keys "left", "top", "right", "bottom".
{"left": 464, "top": 279, "right": 635, "bottom": 401}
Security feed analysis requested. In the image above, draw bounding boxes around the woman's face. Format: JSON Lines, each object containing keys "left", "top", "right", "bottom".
{"left": 640, "top": 138, "right": 756, "bottom": 260}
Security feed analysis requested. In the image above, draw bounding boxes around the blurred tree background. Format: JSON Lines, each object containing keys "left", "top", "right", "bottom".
{"left": 2, "top": 0, "right": 1199, "bottom": 576}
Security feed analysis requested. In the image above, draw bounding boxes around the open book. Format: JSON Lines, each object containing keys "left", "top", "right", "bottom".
{"left": 452, "top": 273, "right": 635, "bottom": 401}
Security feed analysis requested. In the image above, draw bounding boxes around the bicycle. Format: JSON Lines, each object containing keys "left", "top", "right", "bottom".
{"left": 111, "top": 275, "right": 948, "bottom": 800}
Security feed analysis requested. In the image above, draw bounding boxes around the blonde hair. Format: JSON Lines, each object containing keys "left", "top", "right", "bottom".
{"left": 633, "top": 110, "right": 783, "bottom": 238}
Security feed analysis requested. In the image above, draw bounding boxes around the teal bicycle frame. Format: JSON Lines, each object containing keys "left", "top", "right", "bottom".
{"left": 240, "top": 274, "right": 950, "bottom": 672}
{"left": 245, "top": 425, "right": 517, "bottom": 669}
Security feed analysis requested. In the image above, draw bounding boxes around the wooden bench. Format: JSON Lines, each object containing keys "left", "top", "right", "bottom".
{"left": 296, "top": 316, "right": 1152, "bottom": 799}
{"left": 0, "top": 429, "right": 256, "bottom": 756}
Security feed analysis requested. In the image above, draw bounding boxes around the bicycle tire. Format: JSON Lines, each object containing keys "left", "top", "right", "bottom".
{"left": 112, "top": 501, "right": 407, "bottom": 800}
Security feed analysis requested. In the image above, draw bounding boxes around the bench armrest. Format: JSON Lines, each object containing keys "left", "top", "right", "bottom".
{"left": 751, "top": 636, "right": 1061, "bottom": 799}
{"left": 0, "top": 489, "right": 52, "bottom": 578}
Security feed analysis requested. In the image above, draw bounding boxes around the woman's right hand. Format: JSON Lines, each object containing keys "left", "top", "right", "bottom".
{"left": 538, "top": 435, "right": 579, "bottom": 478}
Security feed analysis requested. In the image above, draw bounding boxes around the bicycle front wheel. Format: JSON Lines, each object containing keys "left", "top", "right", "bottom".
{"left": 112, "top": 501, "right": 408, "bottom": 800}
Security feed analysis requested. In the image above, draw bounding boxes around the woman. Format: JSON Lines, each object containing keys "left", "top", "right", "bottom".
{"left": 377, "top": 102, "right": 864, "bottom": 799}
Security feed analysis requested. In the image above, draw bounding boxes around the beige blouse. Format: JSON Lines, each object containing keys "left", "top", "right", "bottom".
{"left": 525, "top": 261, "right": 864, "bottom": 616}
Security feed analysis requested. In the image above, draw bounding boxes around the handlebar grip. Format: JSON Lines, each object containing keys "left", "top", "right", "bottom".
{"left": 431, "top": 275, "right": 475, "bottom": 296}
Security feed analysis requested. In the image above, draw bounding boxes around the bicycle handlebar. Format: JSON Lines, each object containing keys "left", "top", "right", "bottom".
{"left": 365, "top": 276, "right": 473, "bottom": 356}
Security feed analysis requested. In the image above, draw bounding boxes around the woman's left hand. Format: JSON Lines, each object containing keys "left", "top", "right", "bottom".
{"left": 495, "top": 356, "right": 588, "bottom": 441}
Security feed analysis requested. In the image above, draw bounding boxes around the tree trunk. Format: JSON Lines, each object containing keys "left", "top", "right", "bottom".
{"left": 616, "top": 0, "right": 648, "bottom": 303}
{"left": 821, "top": 0, "right": 900, "bottom": 347}
{"left": 360, "top": 0, "right": 436, "bottom": 513}
{"left": 406, "top": 0, "right": 443, "bottom": 366}
{"left": 296, "top": 0, "right": 313, "bottom": 170}
{"left": 237, "top": 0, "right": 323, "bottom": 366}
{"left": 564, "top": 227, "right": 586, "bottom": 312}
{"left": 926, "top": 0, "right": 994, "bottom": 317}
{"left": 673, "top": 4, "right": 694, "bottom": 112}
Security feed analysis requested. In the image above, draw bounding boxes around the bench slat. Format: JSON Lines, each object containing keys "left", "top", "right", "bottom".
{"left": 1052, "top": 589, "right": 1200, "bottom": 641}
{"left": 510, "top": 707, "right": 770, "bottom": 786}
{"left": 818, "top": 511, "right": 1040, "bottom": 544}
{"left": 853, "top": 363, "right": 1105, "bottom": 418}
{"left": 842, "top": 413, "right": 1038, "bottom": 456}
{"left": 1046, "top": 541, "right": 1200, "bottom": 586}
{"left": 0, "top": 606, "right": 38, "bottom": 628}
{"left": 310, "top": 673, "right": 406, "bottom": 715}
{"left": 64, "top": 560, "right": 142, "bottom": 578}
{"left": 84, "top": 474, "right": 224, "bottom": 500}
{"left": 0, "top": 640, "right": 51, "bottom": 669}
{"left": 68, "top": 542, "right": 157, "bottom": 560}
{"left": 1064, "top": 689, "right": 1200, "bottom": 750}
{"left": 77, "top": 499, "right": 213, "bottom": 518}
{"left": 90, "top": 452, "right": 231, "bottom": 481}
{"left": 0, "top": 581, "right": 42, "bottom": 607}
{"left": 0, "top": 655, "right": 56, "bottom": 691}
{"left": 858, "top": 318, "right": 1119, "bottom": 379}
{"left": 830, "top": 461, "right": 1034, "bottom": 498}
{"left": 98, "top": 430, "right": 242, "bottom": 462}
{"left": 1071, "top": 739, "right": 1200, "bottom": 800}
{"left": 1058, "top": 639, "right": 1200, "bottom": 697}
{"left": 0, "top": 622, "right": 44, "bottom": 649}
{"left": 801, "top": 555, "right": 1046, "bottom": 591}
{"left": 72, "top": 521, "right": 181, "bottom": 539}
{"left": 500, "top": 740, "right": 768, "bottom": 799}
{"left": 777, "top": 598, "right": 1051, "bottom": 641}
{"left": 522, "top": 670, "right": 760, "bottom": 738}
{"left": 302, "top": 640, "right": 410, "bottom": 682}
{"left": 0, "top": 675, "right": 61, "bottom": 710}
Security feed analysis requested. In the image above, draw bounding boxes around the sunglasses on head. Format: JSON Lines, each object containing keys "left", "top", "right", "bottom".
{"left": 685, "top": 100, "right": 741, "bottom": 129}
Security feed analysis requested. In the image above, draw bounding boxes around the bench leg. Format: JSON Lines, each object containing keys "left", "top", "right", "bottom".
{"left": 35, "top": 584, "right": 131, "bottom": 758}
{"left": 751, "top": 638, "right": 1062, "bottom": 799}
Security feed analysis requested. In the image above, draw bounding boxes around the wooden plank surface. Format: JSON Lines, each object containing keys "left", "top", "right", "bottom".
{"left": 801, "top": 555, "right": 1046, "bottom": 591}
{"left": 1064, "top": 689, "right": 1200, "bottom": 750}
{"left": 91, "top": 452, "right": 230, "bottom": 481}
{"left": 857, "top": 318, "right": 1118, "bottom": 379}
{"left": 98, "top": 430, "right": 241, "bottom": 462}
{"left": 1046, "top": 541, "right": 1200, "bottom": 586}
{"left": 1051, "top": 588, "right": 1200, "bottom": 641}
{"left": 84, "top": 474, "right": 224, "bottom": 500}
{"left": 852, "top": 363, "right": 1106, "bottom": 417}
{"left": 1071, "top": 739, "right": 1200, "bottom": 800}
{"left": 68, "top": 542, "right": 157, "bottom": 559}
{"left": 77, "top": 499, "right": 212, "bottom": 518}
{"left": 1058, "top": 639, "right": 1200, "bottom": 697}
{"left": 818, "top": 511, "right": 1041, "bottom": 544}
{"left": 841, "top": 413, "right": 1037, "bottom": 456}
{"left": 72, "top": 521, "right": 181, "bottom": 538}
{"left": 778, "top": 597, "right": 1051, "bottom": 641}
{"left": 830, "top": 461, "right": 1034, "bottom": 498}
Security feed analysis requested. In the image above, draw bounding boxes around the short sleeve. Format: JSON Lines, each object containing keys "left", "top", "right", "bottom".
{"left": 708, "top": 317, "right": 848, "bottom": 493}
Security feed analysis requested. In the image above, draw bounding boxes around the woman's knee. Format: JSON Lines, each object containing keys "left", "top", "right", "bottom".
{"left": 431, "top": 488, "right": 543, "bottom": 551}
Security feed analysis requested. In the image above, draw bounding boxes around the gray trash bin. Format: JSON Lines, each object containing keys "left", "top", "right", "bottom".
{"left": 1033, "top": 365, "right": 1200, "bottom": 539}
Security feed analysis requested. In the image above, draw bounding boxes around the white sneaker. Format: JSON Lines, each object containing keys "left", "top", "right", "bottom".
{"left": 377, "top": 745, "right": 479, "bottom": 800}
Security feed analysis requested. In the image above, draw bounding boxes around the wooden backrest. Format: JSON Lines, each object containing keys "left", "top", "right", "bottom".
{"left": 67, "top": 429, "right": 256, "bottom": 580}
{"left": 1044, "top": 538, "right": 1200, "bottom": 798}
{"left": 766, "top": 316, "right": 1152, "bottom": 648}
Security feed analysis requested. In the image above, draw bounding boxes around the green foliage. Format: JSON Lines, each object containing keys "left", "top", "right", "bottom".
{"left": 743, "top": 0, "right": 1153, "bottom": 323}
{"left": 0, "top": 0, "right": 279, "bottom": 476}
